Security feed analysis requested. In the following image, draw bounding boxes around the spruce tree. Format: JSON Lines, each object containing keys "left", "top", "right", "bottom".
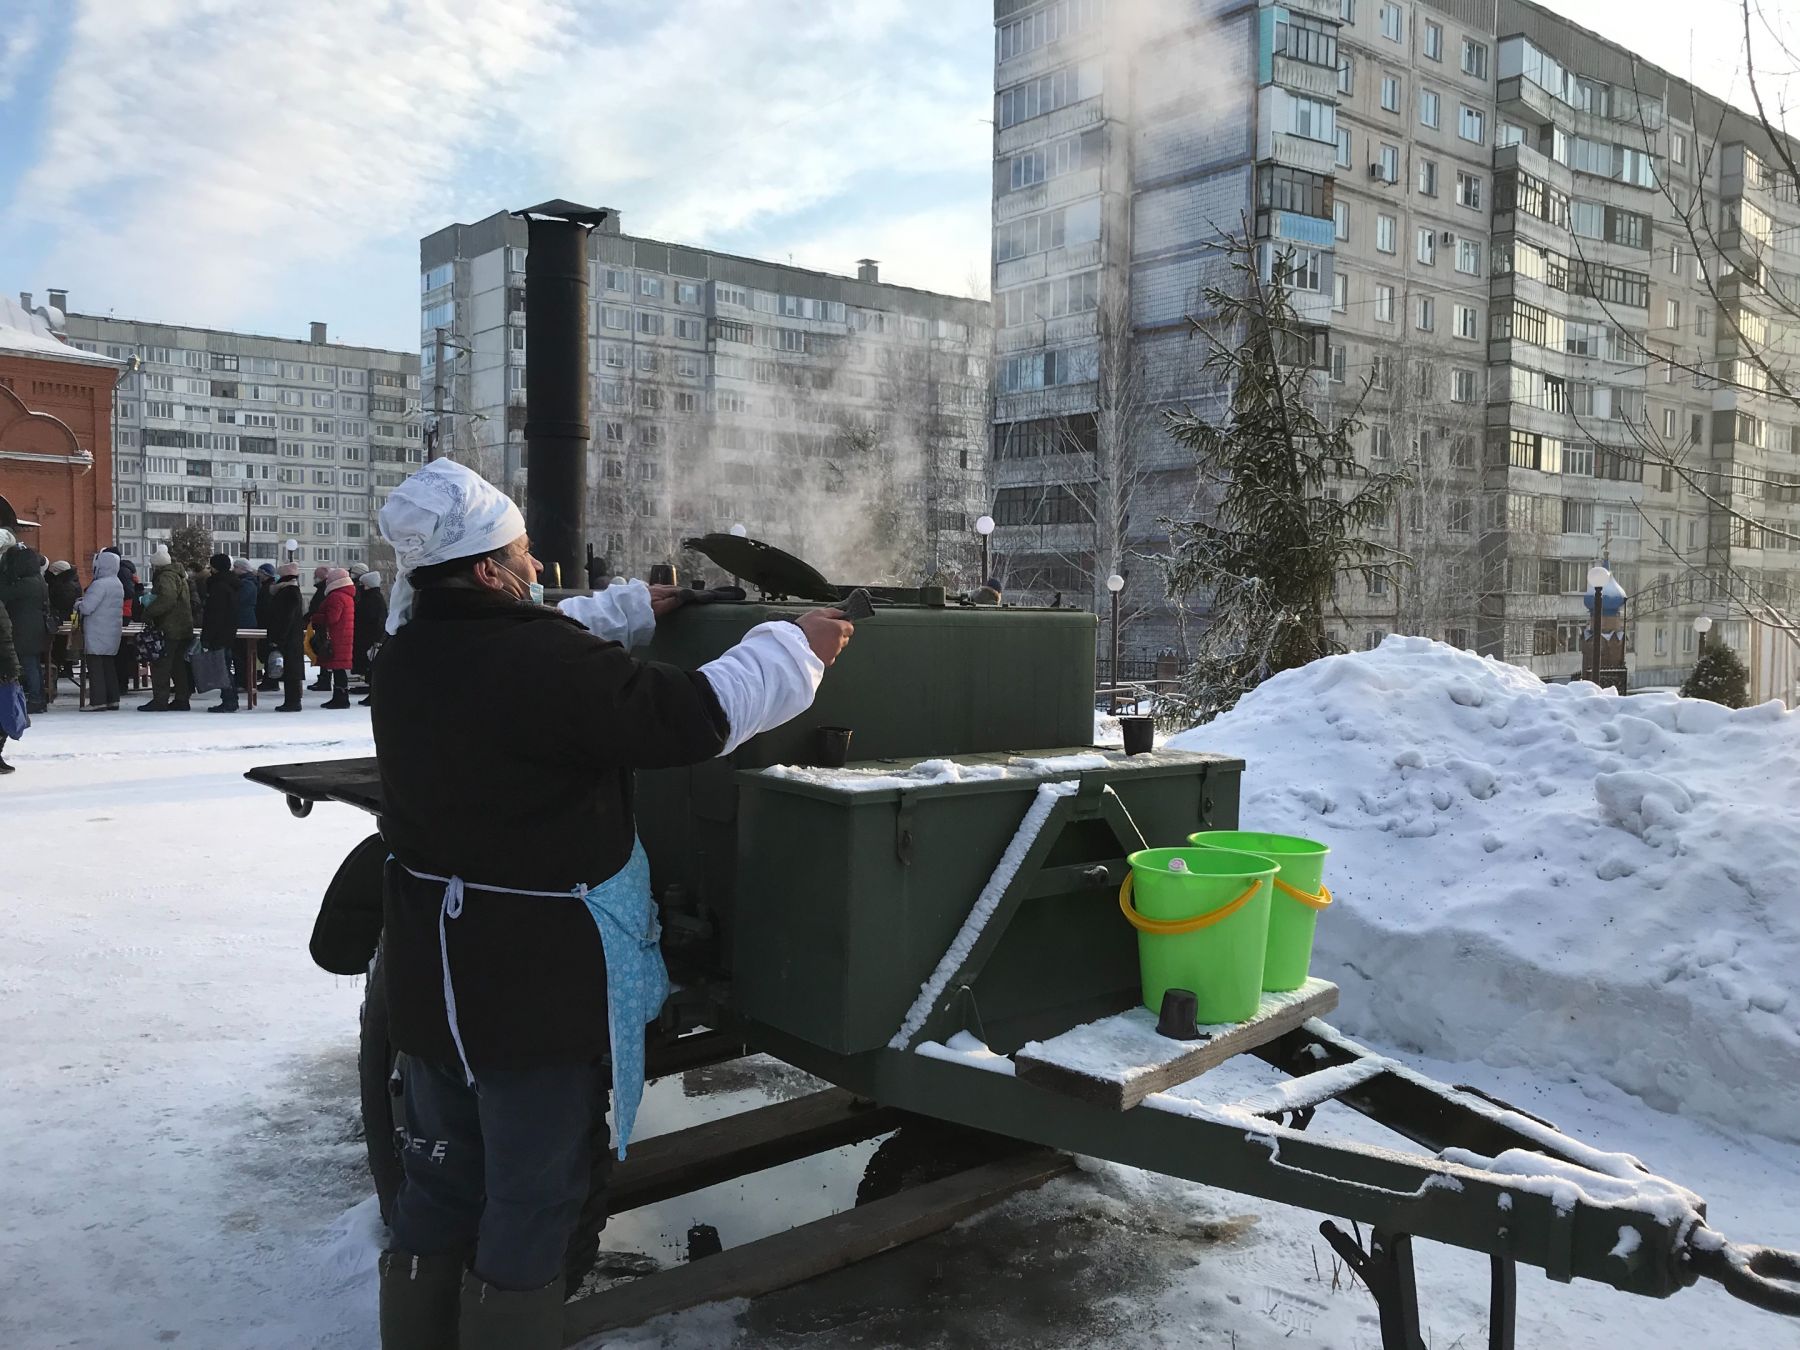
{"left": 1679, "top": 641, "right": 1750, "bottom": 708}
{"left": 169, "top": 522, "right": 213, "bottom": 571}
{"left": 1161, "top": 238, "right": 1407, "bottom": 725}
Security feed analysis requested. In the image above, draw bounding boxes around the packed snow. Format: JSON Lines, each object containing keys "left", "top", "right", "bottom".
{"left": 1168, "top": 636, "right": 1800, "bottom": 1144}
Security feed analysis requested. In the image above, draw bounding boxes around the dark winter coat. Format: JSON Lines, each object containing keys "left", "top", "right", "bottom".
{"left": 266, "top": 582, "right": 304, "bottom": 652}
{"left": 234, "top": 572, "right": 259, "bottom": 628}
{"left": 47, "top": 569, "right": 81, "bottom": 623}
{"left": 0, "top": 548, "right": 52, "bottom": 658}
{"left": 116, "top": 560, "right": 144, "bottom": 624}
{"left": 305, "top": 581, "right": 327, "bottom": 620}
{"left": 373, "top": 584, "right": 728, "bottom": 1071}
{"left": 254, "top": 577, "right": 273, "bottom": 630}
{"left": 144, "top": 563, "right": 194, "bottom": 639}
{"left": 0, "top": 601, "right": 18, "bottom": 684}
{"left": 311, "top": 583, "right": 355, "bottom": 671}
{"left": 353, "top": 586, "right": 387, "bottom": 676}
{"left": 187, "top": 572, "right": 207, "bottom": 628}
{"left": 201, "top": 563, "right": 240, "bottom": 650}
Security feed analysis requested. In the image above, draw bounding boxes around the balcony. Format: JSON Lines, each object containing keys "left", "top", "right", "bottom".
{"left": 1267, "top": 132, "right": 1334, "bottom": 176}
{"left": 1272, "top": 54, "right": 1337, "bottom": 101}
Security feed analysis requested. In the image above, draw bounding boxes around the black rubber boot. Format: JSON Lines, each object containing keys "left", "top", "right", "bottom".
{"left": 378, "top": 1250, "right": 464, "bottom": 1350}
{"left": 458, "top": 1273, "right": 564, "bottom": 1350}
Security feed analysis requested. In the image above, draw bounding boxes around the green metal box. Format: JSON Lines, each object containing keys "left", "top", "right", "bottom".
{"left": 729, "top": 750, "right": 1243, "bottom": 1056}
{"left": 635, "top": 602, "right": 1099, "bottom": 968}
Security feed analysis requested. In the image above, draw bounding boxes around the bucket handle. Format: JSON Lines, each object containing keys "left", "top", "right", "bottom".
{"left": 1275, "top": 877, "right": 1333, "bottom": 910}
{"left": 1119, "top": 873, "right": 1262, "bottom": 936}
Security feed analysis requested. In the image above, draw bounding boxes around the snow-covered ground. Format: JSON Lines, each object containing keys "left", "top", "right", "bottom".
{"left": 3, "top": 653, "right": 1799, "bottom": 1349}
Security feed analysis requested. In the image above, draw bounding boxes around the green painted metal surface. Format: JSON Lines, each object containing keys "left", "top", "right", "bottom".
{"left": 731, "top": 750, "right": 1243, "bottom": 1055}
{"left": 635, "top": 600, "right": 1100, "bottom": 969}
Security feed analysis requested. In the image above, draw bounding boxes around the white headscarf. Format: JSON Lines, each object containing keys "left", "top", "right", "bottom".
{"left": 377, "top": 458, "right": 525, "bottom": 634}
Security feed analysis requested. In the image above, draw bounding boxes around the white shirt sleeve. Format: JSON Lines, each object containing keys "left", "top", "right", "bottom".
{"left": 699, "top": 621, "right": 825, "bottom": 757}
{"left": 557, "top": 579, "right": 657, "bottom": 650}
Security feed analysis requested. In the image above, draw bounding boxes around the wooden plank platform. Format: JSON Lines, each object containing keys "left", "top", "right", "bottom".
{"left": 1011, "top": 978, "right": 1339, "bottom": 1111}
{"left": 562, "top": 1148, "right": 1071, "bottom": 1345}
{"left": 610, "top": 1087, "right": 902, "bottom": 1215}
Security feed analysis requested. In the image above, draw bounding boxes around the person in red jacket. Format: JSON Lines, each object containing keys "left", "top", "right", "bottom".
{"left": 310, "top": 567, "right": 357, "bottom": 708}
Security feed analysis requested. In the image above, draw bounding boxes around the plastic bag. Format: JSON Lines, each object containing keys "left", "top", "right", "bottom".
{"left": 0, "top": 681, "right": 29, "bottom": 739}
{"left": 190, "top": 646, "right": 230, "bottom": 693}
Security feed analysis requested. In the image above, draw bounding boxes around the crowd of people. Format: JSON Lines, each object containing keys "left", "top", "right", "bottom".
{"left": 0, "top": 531, "right": 390, "bottom": 772}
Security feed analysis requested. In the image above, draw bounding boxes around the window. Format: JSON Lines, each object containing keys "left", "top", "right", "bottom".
{"left": 1375, "top": 284, "right": 1395, "bottom": 323}
{"left": 1458, "top": 106, "right": 1485, "bottom": 143}
{"left": 1456, "top": 172, "right": 1481, "bottom": 209}
{"left": 997, "top": 60, "right": 1099, "bottom": 128}
{"left": 1371, "top": 424, "right": 1393, "bottom": 458}
{"left": 1376, "top": 214, "right": 1396, "bottom": 253}
{"left": 1289, "top": 94, "right": 1336, "bottom": 143}
{"left": 1379, "top": 3, "right": 1402, "bottom": 42}
{"left": 674, "top": 317, "right": 703, "bottom": 340}
{"left": 1333, "top": 272, "right": 1349, "bottom": 311}
{"left": 639, "top": 275, "right": 663, "bottom": 299}
{"left": 1334, "top": 201, "right": 1349, "bottom": 239}
{"left": 1663, "top": 408, "right": 1678, "bottom": 438}
{"left": 1665, "top": 299, "right": 1680, "bottom": 331}
{"left": 1671, "top": 130, "right": 1687, "bottom": 165}
{"left": 1381, "top": 75, "right": 1401, "bottom": 112}
{"left": 1336, "top": 127, "right": 1352, "bottom": 167}
{"left": 1340, "top": 0, "right": 1355, "bottom": 19}
{"left": 715, "top": 283, "right": 747, "bottom": 307}
{"left": 1338, "top": 56, "right": 1353, "bottom": 94}
{"left": 1454, "top": 304, "right": 1478, "bottom": 339}
{"left": 1419, "top": 88, "right": 1439, "bottom": 127}
{"left": 1461, "top": 39, "right": 1488, "bottom": 78}
{"left": 1456, "top": 238, "right": 1482, "bottom": 274}
{"left": 1378, "top": 143, "right": 1400, "bottom": 182}
{"left": 636, "top": 311, "right": 663, "bottom": 336}
{"left": 676, "top": 282, "right": 700, "bottom": 306}
{"left": 601, "top": 306, "right": 628, "bottom": 330}
{"left": 604, "top": 269, "right": 628, "bottom": 291}
{"left": 1370, "top": 355, "right": 1390, "bottom": 390}
{"left": 1452, "top": 368, "right": 1478, "bottom": 402}
{"left": 1417, "top": 228, "right": 1436, "bottom": 265}
{"left": 1423, "top": 20, "right": 1442, "bottom": 60}
{"left": 1416, "top": 296, "right": 1436, "bottom": 330}
{"left": 1418, "top": 158, "right": 1438, "bottom": 195}
{"left": 1331, "top": 344, "right": 1348, "bottom": 382}
{"left": 1277, "top": 248, "right": 1323, "bottom": 292}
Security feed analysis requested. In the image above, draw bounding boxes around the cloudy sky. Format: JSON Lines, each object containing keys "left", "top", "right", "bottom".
{"left": 0, "top": 0, "right": 1789, "bottom": 354}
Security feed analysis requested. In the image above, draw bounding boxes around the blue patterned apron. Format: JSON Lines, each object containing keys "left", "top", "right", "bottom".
{"left": 400, "top": 839, "right": 668, "bottom": 1158}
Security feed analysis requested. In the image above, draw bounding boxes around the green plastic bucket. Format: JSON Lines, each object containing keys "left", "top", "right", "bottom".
{"left": 1189, "top": 831, "right": 1330, "bottom": 992}
{"left": 1122, "top": 847, "right": 1277, "bottom": 1024}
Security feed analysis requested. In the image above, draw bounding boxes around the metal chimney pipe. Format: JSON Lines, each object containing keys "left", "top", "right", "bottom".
{"left": 515, "top": 200, "right": 609, "bottom": 590}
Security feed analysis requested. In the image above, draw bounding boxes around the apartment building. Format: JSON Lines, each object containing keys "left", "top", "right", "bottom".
{"left": 419, "top": 212, "right": 991, "bottom": 589}
{"left": 991, "top": 0, "right": 1800, "bottom": 699}
{"left": 60, "top": 304, "right": 422, "bottom": 569}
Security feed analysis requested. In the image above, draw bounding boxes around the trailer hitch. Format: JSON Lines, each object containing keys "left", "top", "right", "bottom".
{"left": 1687, "top": 1232, "right": 1800, "bottom": 1316}
{"left": 1320, "top": 1222, "right": 1515, "bottom": 1350}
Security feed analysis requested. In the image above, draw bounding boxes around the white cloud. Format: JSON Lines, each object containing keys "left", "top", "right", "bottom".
{"left": 0, "top": 10, "right": 44, "bottom": 103}
{"left": 14, "top": 0, "right": 575, "bottom": 329}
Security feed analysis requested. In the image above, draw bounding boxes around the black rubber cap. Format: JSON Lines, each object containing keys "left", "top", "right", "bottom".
{"left": 1155, "top": 988, "right": 1202, "bottom": 1040}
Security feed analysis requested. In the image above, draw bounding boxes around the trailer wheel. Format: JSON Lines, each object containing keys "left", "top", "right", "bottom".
{"left": 356, "top": 943, "right": 607, "bottom": 1294}
{"left": 855, "top": 1120, "right": 1023, "bottom": 1206}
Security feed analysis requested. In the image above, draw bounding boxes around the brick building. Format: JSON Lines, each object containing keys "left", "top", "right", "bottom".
{"left": 0, "top": 292, "right": 120, "bottom": 573}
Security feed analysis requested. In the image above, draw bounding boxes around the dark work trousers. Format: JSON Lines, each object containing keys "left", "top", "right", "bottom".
{"left": 279, "top": 642, "right": 304, "bottom": 707}
{"left": 150, "top": 642, "right": 191, "bottom": 706}
{"left": 87, "top": 655, "right": 122, "bottom": 707}
{"left": 388, "top": 1053, "right": 610, "bottom": 1291}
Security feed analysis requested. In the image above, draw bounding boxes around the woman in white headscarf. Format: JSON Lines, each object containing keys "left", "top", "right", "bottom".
{"left": 369, "top": 459, "right": 852, "bottom": 1349}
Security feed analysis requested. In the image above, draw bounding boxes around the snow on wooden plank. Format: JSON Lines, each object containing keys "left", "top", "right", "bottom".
{"left": 1011, "top": 979, "right": 1339, "bottom": 1111}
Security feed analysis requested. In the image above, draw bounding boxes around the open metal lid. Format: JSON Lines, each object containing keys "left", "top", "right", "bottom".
{"left": 683, "top": 533, "right": 837, "bottom": 602}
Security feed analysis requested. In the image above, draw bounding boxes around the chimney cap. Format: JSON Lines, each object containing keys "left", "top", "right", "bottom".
{"left": 513, "top": 199, "right": 613, "bottom": 226}
{"left": 856, "top": 258, "right": 881, "bottom": 282}
{"left": 309, "top": 321, "right": 328, "bottom": 343}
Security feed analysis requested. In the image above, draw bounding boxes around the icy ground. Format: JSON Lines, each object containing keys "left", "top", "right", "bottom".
{"left": 2, "top": 667, "right": 1799, "bottom": 1348}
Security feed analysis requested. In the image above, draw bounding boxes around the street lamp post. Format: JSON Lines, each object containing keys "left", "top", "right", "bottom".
{"left": 1586, "top": 564, "right": 1612, "bottom": 685}
{"left": 1106, "top": 572, "right": 1126, "bottom": 714}
{"left": 285, "top": 537, "right": 299, "bottom": 566}
{"left": 974, "top": 515, "right": 994, "bottom": 589}
{"left": 1693, "top": 614, "right": 1712, "bottom": 659}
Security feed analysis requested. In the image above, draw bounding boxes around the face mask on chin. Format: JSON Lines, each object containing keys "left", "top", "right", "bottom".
{"left": 491, "top": 554, "right": 543, "bottom": 606}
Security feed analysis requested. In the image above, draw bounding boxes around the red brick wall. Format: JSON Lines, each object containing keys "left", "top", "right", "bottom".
{"left": 0, "top": 350, "right": 117, "bottom": 582}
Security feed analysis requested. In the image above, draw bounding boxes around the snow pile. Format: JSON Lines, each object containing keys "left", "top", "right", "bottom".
{"left": 758, "top": 751, "right": 1111, "bottom": 794}
{"left": 1167, "top": 637, "right": 1800, "bottom": 1142}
